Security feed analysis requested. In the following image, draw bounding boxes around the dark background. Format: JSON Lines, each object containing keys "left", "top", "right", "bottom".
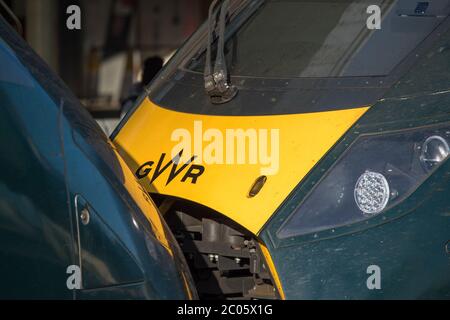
{"left": 1, "top": 0, "right": 212, "bottom": 132}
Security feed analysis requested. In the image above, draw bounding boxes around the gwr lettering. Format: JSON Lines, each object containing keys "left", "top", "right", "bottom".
{"left": 135, "top": 150, "right": 205, "bottom": 185}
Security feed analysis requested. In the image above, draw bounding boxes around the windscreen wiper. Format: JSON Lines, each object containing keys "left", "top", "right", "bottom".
{"left": 204, "top": 0, "right": 238, "bottom": 104}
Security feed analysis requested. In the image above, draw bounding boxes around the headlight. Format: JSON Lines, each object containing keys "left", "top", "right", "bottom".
{"left": 420, "top": 135, "right": 449, "bottom": 171}
{"left": 354, "top": 170, "right": 390, "bottom": 216}
{"left": 278, "top": 125, "right": 450, "bottom": 238}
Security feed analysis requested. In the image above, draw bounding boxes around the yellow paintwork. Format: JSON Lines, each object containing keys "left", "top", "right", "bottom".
{"left": 259, "top": 242, "right": 285, "bottom": 299}
{"left": 113, "top": 98, "right": 368, "bottom": 234}
{"left": 109, "top": 141, "right": 172, "bottom": 252}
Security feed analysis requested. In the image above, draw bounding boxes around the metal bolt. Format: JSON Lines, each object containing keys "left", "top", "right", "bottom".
{"left": 80, "top": 208, "right": 90, "bottom": 225}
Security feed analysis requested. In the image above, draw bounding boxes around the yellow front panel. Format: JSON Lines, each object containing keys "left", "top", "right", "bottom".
{"left": 114, "top": 98, "right": 368, "bottom": 235}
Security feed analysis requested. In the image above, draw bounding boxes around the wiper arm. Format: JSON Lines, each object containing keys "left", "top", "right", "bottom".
{"left": 204, "top": 0, "right": 220, "bottom": 92}
{"left": 204, "top": 0, "right": 238, "bottom": 104}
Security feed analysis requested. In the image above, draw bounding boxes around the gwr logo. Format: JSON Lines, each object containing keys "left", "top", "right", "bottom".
{"left": 135, "top": 150, "right": 205, "bottom": 185}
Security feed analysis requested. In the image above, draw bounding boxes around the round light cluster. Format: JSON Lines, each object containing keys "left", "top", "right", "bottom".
{"left": 420, "top": 135, "right": 449, "bottom": 171}
{"left": 354, "top": 171, "right": 390, "bottom": 216}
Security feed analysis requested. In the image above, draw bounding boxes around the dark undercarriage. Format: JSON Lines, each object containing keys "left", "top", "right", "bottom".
{"left": 152, "top": 194, "right": 278, "bottom": 300}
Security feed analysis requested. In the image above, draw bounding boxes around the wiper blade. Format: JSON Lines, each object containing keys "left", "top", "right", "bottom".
{"left": 204, "top": 0, "right": 238, "bottom": 104}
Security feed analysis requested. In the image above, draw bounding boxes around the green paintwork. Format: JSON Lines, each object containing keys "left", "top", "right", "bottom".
{"left": 261, "top": 20, "right": 450, "bottom": 299}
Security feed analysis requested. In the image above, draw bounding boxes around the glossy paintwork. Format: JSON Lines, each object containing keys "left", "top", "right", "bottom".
{"left": 0, "top": 17, "right": 196, "bottom": 299}
{"left": 0, "top": 78, "right": 73, "bottom": 299}
{"left": 113, "top": 6, "right": 450, "bottom": 299}
{"left": 114, "top": 99, "right": 368, "bottom": 234}
{"left": 261, "top": 20, "right": 450, "bottom": 299}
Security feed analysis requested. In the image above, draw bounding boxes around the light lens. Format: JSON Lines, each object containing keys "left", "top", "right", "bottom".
{"left": 278, "top": 125, "right": 450, "bottom": 239}
{"left": 354, "top": 171, "right": 390, "bottom": 216}
{"left": 420, "top": 135, "right": 449, "bottom": 171}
